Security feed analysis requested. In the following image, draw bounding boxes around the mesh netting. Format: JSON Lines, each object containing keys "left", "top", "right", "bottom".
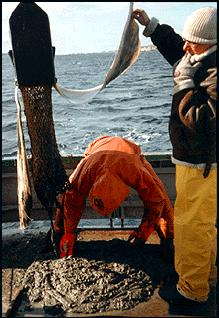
{"left": 22, "top": 257, "right": 154, "bottom": 314}
{"left": 20, "top": 85, "right": 69, "bottom": 209}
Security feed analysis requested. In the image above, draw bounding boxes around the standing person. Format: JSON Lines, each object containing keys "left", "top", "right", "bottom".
{"left": 53, "top": 135, "right": 174, "bottom": 258}
{"left": 132, "top": 7, "right": 217, "bottom": 305}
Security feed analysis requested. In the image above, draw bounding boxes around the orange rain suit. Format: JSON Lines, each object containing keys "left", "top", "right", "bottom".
{"left": 54, "top": 136, "right": 174, "bottom": 241}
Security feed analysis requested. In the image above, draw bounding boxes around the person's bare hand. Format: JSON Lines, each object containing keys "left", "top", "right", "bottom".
{"left": 132, "top": 9, "right": 150, "bottom": 26}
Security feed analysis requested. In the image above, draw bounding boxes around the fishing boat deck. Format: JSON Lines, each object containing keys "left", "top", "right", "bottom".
{"left": 2, "top": 155, "right": 217, "bottom": 317}
{"left": 2, "top": 222, "right": 216, "bottom": 317}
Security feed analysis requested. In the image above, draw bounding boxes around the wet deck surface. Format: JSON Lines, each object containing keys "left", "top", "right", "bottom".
{"left": 2, "top": 226, "right": 217, "bottom": 317}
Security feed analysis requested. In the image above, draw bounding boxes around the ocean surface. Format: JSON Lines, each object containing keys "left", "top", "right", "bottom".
{"left": 2, "top": 50, "right": 173, "bottom": 160}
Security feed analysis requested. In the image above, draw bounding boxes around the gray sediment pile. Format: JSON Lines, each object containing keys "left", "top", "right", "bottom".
{"left": 22, "top": 256, "right": 153, "bottom": 314}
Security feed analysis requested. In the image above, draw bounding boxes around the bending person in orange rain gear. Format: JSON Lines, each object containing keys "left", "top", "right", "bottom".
{"left": 54, "top": 136, "right": 174, "bottom": 258}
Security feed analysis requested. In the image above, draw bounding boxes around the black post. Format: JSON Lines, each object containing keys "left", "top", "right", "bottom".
{"left": 9, "top": 2, "right": 56, "bottom": 86}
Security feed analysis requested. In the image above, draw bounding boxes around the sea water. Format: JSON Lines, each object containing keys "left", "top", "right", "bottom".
{"left": 2, "top": 50, "right": 173, "bottom": 160}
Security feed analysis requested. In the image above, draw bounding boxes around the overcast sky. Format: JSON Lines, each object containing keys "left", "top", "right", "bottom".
{"left": 2, "top": 2, "right": 217, "bottom": 55}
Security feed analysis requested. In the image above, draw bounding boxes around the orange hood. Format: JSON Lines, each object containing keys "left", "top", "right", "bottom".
{"left": 89, "top": 169, "right": 130, "bottom": 216}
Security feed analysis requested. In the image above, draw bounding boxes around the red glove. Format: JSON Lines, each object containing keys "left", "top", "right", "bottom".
{"left": 128, "top": 220, "right": 155, "bottom": 245}
{"left": 128, "top": 230, "right": 145, "bottom": 245}
{"left": 156, "top": 218, "right": 167, "bottom": 239}
{"left": 60, "top": 233, "right": 77, "bottom": 258}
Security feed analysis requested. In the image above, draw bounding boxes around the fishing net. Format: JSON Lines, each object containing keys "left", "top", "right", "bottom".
{"left": 22, "top": 257, "right": 154, "bottom": 314}
{"left": 20, "top": 85, "right": 69, "bottom": 209}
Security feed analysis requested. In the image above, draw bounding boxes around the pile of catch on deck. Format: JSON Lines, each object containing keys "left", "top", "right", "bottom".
{"left": 22, "top": 257, "right": 153, "bottom": 314}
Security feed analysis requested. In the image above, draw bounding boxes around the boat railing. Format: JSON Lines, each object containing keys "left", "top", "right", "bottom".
{"left": 2, "top": 153, "right": 176, "bottom": 228}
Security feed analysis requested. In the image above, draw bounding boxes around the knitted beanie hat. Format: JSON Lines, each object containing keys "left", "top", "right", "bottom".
{"left": 182, "top": 7, "right": 217, "bottom": 44}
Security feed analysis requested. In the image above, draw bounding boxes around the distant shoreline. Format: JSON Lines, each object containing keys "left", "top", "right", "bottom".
{"left": 2, "top": 45, "right": 157, "bottom": 56}
{"left": 140, "top": 45, "right": 157, "bottom": 52}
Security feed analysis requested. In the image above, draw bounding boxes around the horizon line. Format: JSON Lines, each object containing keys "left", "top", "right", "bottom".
{"left": 2, "top": 45, "right": 157, "bottom": 56}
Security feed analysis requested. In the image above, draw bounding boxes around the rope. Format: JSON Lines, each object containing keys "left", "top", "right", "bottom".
{"left": 15, "top": 85, "right": 33, "bottom": 229}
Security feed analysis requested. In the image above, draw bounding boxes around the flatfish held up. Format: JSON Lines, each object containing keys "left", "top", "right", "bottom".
{"left": 54, "top": 2, "right": 141, "bottom": 104}
{"left": 103, "top": 2, "right": 141, "bottom": 87}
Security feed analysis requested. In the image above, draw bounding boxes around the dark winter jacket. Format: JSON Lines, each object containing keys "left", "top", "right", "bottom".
{"left": 148, "top": 24, "right": 216, "bottom": 166}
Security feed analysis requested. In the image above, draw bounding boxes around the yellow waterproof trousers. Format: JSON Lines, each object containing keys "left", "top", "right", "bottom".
{"left": 174, "top": 165, "right": 217, "bottom": 302}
